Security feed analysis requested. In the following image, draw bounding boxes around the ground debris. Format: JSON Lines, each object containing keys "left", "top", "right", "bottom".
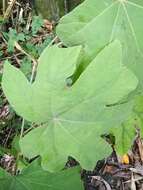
{"left": 83, "top": 131, "right": 143, "bottom": 190}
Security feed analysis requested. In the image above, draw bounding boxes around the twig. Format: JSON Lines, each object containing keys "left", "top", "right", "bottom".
{"left": 4, "top": 128, "right": 13, "bottom": 147}
{"left": 3, "top": 0, "right": 17, "bottom": 21}
{"left": 3, "top": 0, "right": 6, "bottom": 15}
{"left": 14, "top": 41, "right": 37, "bottom": 66}
{"left": 91, "top": 176, "right": 112, "bottom": 190}
{"left": 131, "top": 172, "right": 137, "bottom": 190}
{"left": 26, "top": 12, "right": 32, "bottom": 32}
{"left": 23, "top": 124, "right": 36, "bottom": 135}
{"left": 20, "top": 118, "right": 25, "bottom": 139}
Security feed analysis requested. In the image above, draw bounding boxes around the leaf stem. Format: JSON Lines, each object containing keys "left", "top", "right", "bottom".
{"left": 20, "top": 118, "right": 25, "bottom": 139}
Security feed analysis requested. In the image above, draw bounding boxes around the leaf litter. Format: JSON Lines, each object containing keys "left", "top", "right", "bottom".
{"left": 82, "top": 128, "right": 143, "bottom": 190}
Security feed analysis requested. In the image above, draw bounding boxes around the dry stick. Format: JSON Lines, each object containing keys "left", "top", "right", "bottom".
{"left": 15, "top": 42, "right": 37, "bottom": 67}
{"left": 1, "top": 32, "right": 38, "bottom": 69}
{"left": 3, "top": 0, "right": 17, "bottom": 21}
{"left": 23, "top": 124, "right": 36, "bottom": 135}
{"left": 91, "top": 176, "right": 112, "bottom": 190}
{"left": 4, "top": 128, "right": 13, "bottom": 147}
{"left": 3, "top": 0, "right": 6, "bottom": 15}
{"left": 26, "top": 12, "right": 32, "bottom": 32}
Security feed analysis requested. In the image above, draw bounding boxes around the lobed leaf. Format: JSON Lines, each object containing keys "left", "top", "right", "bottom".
{"left": 2, "top": 41, "right": 138, "bottom": 171}
{"left": 0, "top": 160, "right": 83, "bottom": 190}
{"left": 57, "top": 0, "right": 143, "bottom": 88}
{"left": 2, "top": 46, "right": 82, "bottom": 123}
{"left": 111, "top": 114, "right": 142, "bottom": 155}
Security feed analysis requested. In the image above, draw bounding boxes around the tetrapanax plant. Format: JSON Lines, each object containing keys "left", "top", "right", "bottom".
{"left": 57, "top": 0, "right": 143, "bottom": 89}
{"left": 0, "top": 159, "right": 83, "bottom": 190}
{"left": 2, "top": 41, "right": 138, "bottom": 172}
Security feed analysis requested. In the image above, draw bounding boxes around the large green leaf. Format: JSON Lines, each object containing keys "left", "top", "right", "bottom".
{"left": 57, "top": 0, "right": 143, "bottom": 88}
{"left": 110, "top": 114, "right": 143, "bottom": 155}
{"left": 0, "top": 160, "right": 83, "bottom": 190}
{"left": 2, "top": 45, "right": 82, "bottom": 123}
{"left": 2, "top": 41, "right": 138, "bottom": 171}
{"left": 110, "top": 96, "right": 143, "bottom": 155}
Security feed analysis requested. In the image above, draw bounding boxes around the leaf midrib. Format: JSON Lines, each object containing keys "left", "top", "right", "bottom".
{"left": 66, "top": 1, "right": 118, "bottom": 42}
{"left": 62, "top": 0, "right": 143, "bottom": 59}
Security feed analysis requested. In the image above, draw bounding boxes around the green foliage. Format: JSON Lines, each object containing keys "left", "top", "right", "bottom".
{"left": 0, "top": 16, "right": 52, "bottom": 56}
{"left": 2, "top": 0, "right": 143, "bottom": 189}
{"left": 2, "top": 41, "right": 138, "bottom": 172}
{"left": 110, "top": 115, "right": 142, "bottom": 154}
{"left": 20, "top": 57, "right": 32, "bottom": 79}
{"left": 57, "top": 0, "right": 143, "bottom": 89}
{"left": 32, "top": 16, "right": 44, "bottom": 35}
{"left": 56, "top": 0, "right": 143, "bottom": 157}
{"left": 0, "top": 160, "right": 83, "bottom": 190}
{"left": 8, "top": 29, "right": 25, "bottom": 52}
